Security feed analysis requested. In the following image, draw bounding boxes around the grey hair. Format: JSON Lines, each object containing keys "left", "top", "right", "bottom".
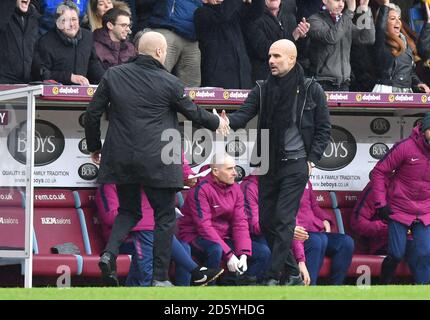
{"left": 56, "top": 1, "right": 80, "bottom": 19}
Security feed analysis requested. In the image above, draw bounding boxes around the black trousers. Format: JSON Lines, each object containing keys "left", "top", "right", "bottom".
{"left": 259, "top": 158, "right": 309, "bottom": 280}
{"left": 104, "top": 183, "right": 176, "bottom": 281}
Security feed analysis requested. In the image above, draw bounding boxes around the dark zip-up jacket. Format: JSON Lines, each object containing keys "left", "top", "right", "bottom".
{"left": 228, "top": 75, "right": 331, "bottom": 173}
{"left": 0, "top": 1, "right": 40, "bottom": 84}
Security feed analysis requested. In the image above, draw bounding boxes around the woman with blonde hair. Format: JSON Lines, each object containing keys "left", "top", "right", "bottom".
{"left": 83, "top": 0, "right": 130, "bottom": 31}
{"left": 372, "top": 0, "right": 430, "bottom": 93}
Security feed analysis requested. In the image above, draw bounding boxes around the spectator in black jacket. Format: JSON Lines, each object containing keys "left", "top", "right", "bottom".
{"left": 194, "top": 0, "right": 264, "bottom": 89}
{"left": 32, "top": 1, "right": 104, "bottom": 85}
{"left": 0, "top": 0, "right": 41, "bottom": 84}
{"left": 243, "top": 0, "right": 309, "bottom": 82}
{"left": 417, "top": 1, "right": 430, "bottom": 86}
{"left": 418, "top": 2, "right": 430, "bottom": 61}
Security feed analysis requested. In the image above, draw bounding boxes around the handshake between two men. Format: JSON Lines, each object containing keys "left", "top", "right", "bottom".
{"left": 213, "top": 109, "right": 231, "bottom": 137}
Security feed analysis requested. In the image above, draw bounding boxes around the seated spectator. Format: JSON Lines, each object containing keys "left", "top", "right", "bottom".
{"left": 194, "top": 0, "right": 264, "bottom": 89}
{"left": 95, "top": 157, "right": 224, "bottom": 287}
{"left": 291, "top": 181, "right": 354, "bottom": 285}
{"left": 32, "top": 1, "right": 105, "bottom": 85}
{"left": 372, "top": 112, "right": 430, "bottom": 285}
{"left": 93, "top": 7, "right": 135, "bottom": 70}
{"left": 39, "top": 0, "right": 87, "bottom": 34}
{"left": 83, "top": 0, "right": 130, "bottom": 31}
{"left": 178, "top": 155, "right": 270, "bottom": 284}
{"left": 0, "top": 0, "right": 41, "bottom": 84}
{"left": 372, "top": 1, "right": 430, "bottom": 93}
{"left": 308, "top": 0, "right": 375, "bottom": 91}
{"left": 243, "top": 0, "right": 310, "bottom": 82}
{"left": 147, "top": 0, "right": 203, "bottom": 87}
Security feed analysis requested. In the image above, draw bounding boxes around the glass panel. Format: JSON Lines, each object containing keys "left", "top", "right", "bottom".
{"left": 0, "top": 97, "right": 28, "bottom": 253}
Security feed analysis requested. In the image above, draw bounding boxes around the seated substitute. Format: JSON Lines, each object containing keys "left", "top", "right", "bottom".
{"left": 178, "top": 154, "right": 270, "bottom": 284}
{"left": 291, "top": 181, "right": 354, "bottom": 285}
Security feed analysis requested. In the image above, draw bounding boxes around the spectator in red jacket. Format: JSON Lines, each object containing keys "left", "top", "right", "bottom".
{"left": 291, "top": 181, "right": 354, "bottom": 285}
{"left": 372, "top": 112, "right": 430, "bottom": 284}
{"left": 93, "top": 7, "right": 135, "bottom": 70}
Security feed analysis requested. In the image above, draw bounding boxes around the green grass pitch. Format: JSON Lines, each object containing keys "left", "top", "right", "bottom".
{"left": 0, "top": 285, "right": 429, "bottom": 300}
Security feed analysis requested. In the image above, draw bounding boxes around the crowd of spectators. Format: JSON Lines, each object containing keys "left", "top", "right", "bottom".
{"left": 1, "top": 0, "right": 429, "bottom": 91}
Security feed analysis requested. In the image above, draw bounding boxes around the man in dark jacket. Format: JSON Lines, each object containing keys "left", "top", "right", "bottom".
{"left": 417, "top": 1, "right": 430, "bottom": 87}
{"left": 0, "top": 0, "right": 40, "bottom": 84}
{"left": 93, "top": 7, "right": 135, "bottom": 70}
{"left": 418, "top": 2, "right": 430, "bottom": 61}
{"left": 194, "top": 0, "right": 264, "bottom": 89}
{"left": 85, "top": 31, "right": 228, "bottom": 287}
{"left": 243, "top": 0, "right": 309, "bottom": 82}
{"left": 32, "top": 1, "right": 104, "bottom": 85}
{"left": 220, "top": 39, "right": 331, "bottom": 285}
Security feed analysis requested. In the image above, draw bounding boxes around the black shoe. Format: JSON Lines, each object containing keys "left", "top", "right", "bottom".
{"left": 262, "top": 278, "right": 280, "bottom": 286}
{"left": 236, "top": 274, "right": 258, "bottom": 286}
{"left": 191, "top": 267, "right": 224, "bottom": 286}
{"left": 152, "top": 280, "right": 174, "bottom": 287}
{"left": 284, "top": 274, "right": 305, "bottom": 286}
{"left": 98, "top": 251, "right": 119, "bottom": 287}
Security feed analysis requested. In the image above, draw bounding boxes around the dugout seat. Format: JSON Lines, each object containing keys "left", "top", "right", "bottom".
{"left": 32, "top": 189, "right": 83, "bottom": 276}
{"left": 0, "top": 188, "right": 25, "bottom": 251}
{"left": 73, "top": 189, "right": 131, "bottom": 277}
